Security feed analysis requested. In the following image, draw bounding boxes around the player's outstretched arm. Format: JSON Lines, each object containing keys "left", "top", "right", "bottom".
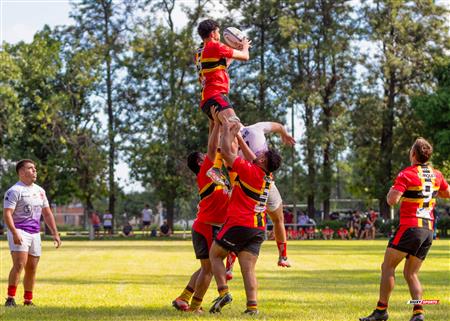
{"left": 207, "top": 120, "right": 220, "bottom": 162}
{"left": 231, "top": 37, "right": 250, "bottom": 61}
{"left": 236, "top": 132, "right": 256, "bottom": 162}
{"left": 270, "top": 122, "right": 296, "bottom": 146}
{"left": 386, "top": 188, "right": 403, "bottom": 206}
{"left": 42, "top": 207, "right": 62, "bottom": 248}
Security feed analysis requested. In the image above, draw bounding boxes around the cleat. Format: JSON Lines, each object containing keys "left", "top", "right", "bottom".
{"left": 359, "top": 309, "right": 389, "bottom": 321}
{"left": 409, "top": 314, "right": 424, "bottom": 321}
{"left": 243, "top": 309, "right": 259, "bottom": 315}
{"left": 209, "top": 292, "right": 233, "bottom": 313}
{"left": 278, "top": 256, "right": 291, "bottom": 268}
{"left": 172, "top": 298, "right": 189, "bottom": 311}
{"left": 207, "top": 167, "right": 229, "bottom": 187}
{"left": 24, "top": 300, "right": 35, "bottom": 306}
{"left": 225, "top": 270, "right": 233, "bottom": 281}
{"left": 5, "top": 297, "right": 16, "bottom": 307}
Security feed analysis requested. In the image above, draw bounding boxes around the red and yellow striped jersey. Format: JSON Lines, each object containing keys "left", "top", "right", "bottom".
{"left": 195, "top": 40, "right": 234, "bottom": 104}
{"left": 392, "top": 164, "right": 448, "bottom": 228}
{"left": 196, "top": 157, "right": 229, "bottom": 225}
{"left": 226, "top": 157, "right": 272, "bottom": 231}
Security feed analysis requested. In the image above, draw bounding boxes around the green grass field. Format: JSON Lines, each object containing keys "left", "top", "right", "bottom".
{"left": 0, "top": 239, "right": 448, "bottom": 321}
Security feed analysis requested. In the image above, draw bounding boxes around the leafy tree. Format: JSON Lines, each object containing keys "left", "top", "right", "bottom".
{"left": 359, "top": 0, "right": 449, "bottom": 217}
{"left": 125, "top": 0, "right": 208, "bottom": 229}
{"left": 279, "top": 0, "right": 356, "bottom": 217}
{"left": 412, "top": 59, "right": 450, "bottom": 177}
{"left": 70, "top": 0, "right": 136, "bottom": 227}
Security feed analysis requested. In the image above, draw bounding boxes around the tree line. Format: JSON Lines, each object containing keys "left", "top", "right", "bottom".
{"left": 0, "top": 0, "right": 449, "bottom": 229}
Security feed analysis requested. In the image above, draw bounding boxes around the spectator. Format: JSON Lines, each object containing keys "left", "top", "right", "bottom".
{"left": 329, "top": 212, "right": 339, "bottom": 220}
{"left": 322, "top": 226, "right": 334, "bottom": 240}
{"left": 0, "top": 220, "right": 4, "bottom": 235}
{"left": 298, "top": 227, "right": 306, "bottom": 240}
{"left": 351, "top": 211, "right": 361, "bottom": 239}
{"left": 337, "top": 227, "right": 350, "bottom": 240}
{"left": 286, "top": 226, "right": 299, "bottom": 240}
{"left": 141, "top": 204, "right": 153, "bottom": 237}
{"left": 103, "top": 212, "right": 113, "bottom": 236}
{"left": 305, "top": 226, "right": 316, "bottom": 239}
{"left": 121, "top": 222, "right": 134, "bottom": 237}
{"left": 91, "top": 212, "right": 101, "bottom": 239}
{"left": 360, "top": 214, "right": 375, "bottom": 240}
{"left": 298, "top": 212, "right": 308, "bottom": 226}
{"left": 369, "top": 209, "right": 378, "bottom": 239}
{"left": 159, "top": 220, "right": 171, "bottom": 237}
{"left": 284, "top": 209, "right": 294, "bottom": 225}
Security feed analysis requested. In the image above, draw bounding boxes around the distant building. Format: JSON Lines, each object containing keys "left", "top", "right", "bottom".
{"left": 52, "top": 203, "right": 84, "bottom": 226}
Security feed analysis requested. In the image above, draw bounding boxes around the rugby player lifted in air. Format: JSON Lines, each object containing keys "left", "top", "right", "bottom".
{"left": 195, "top": 19, "right": 251, "bottom": 187}
{"left": 360, "top": 138, "right": 450, "bottom": 321}
{"left": 209, "top": 121, "right": 282, "bottom": 315}
{"left": 225, "top": 121, "right": 296, "bottom": 279}
{"left": 172, "top": 113, "right": 257, "bottom": 313}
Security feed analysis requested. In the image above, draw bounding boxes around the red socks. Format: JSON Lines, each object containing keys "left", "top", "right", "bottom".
{"left": 277, "top": 242, "right": 287, "bottom": 257}
{"left": 7, "top": 285, "right": 17, "bottom": 298}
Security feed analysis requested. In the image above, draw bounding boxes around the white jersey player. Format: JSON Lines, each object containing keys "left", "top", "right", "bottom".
{"left": 225, "top": 122, "right": 295, "bottom": 279}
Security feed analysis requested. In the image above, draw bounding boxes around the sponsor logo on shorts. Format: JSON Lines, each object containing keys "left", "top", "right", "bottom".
{"left": 222, "top": 238, "right": 236, "bottom": 247}
{"left": 407, "top": 299, "right": 439, "bottom": 305}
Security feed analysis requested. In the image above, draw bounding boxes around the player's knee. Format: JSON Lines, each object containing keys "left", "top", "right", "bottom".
{"left": 12, "top": 261, "right": 26, "bottom": 272}
{"left": 403, "top": 269, "right": 416, "bottom": 281}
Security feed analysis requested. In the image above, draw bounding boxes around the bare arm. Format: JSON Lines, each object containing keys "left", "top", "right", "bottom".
{"left": 231, "top": 38, "right": 250, "bottom": 61}
{"left": 270, "top": 122, "right": 296, "bottom": 146}
{"left": 438, "top": 186, "right": 450, "bottom": 198}
{"left": 386, "top": 188, "right": 403, "bottom": 206}
{"left": 220, "top": 122, "right": 240, "bottom": 166}
{"left": 236, "top": 132, "right": 256, "bottom": 162}
{"left": 42, "top": 207, "right": 61, "bottom": 248}
{"left": 3, "top": 208, "right": 22, "bottom": 245}
{"left": 207, "top": 120, "right": 220, "bottom": 162}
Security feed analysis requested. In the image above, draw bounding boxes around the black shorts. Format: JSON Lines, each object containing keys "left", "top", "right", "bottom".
{"left": 143, "top": 221, "right": 151, "bottom": 226}
{"left": 388, "top": 226, "right": 433, "bottom": 260}
{"left": 201, "top": 94, "right": 233, "bottom": 120}
{"left": 216, "top": 225, "right": 265, "bottom": 256}
{"left": 192, "top": 220, "right": 221, "bottom": 259}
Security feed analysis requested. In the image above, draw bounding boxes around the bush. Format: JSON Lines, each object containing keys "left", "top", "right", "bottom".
{"left": 437, "top": 216, "right": 450, "bottom": 237}
{"left": 378, "top": 218, "right": 399, "bottom": 237}
{"left": 317, "top": 220, "right": 347, "bottom": 231}
{"left": 56, "top": 224, "right": 85, "bottom": 232}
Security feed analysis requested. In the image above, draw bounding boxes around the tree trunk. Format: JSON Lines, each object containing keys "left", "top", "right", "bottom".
{"left": 165, "top": 197, "right": 174, "bottom": 233}
{"left": 378, "top": 70, "right": 396, "bottom": 218}
{"left": 322, "top": 106, "right": 332, "bottom": 218}
{"left": 305, "top": 103, "right": 316, "bottom": 218}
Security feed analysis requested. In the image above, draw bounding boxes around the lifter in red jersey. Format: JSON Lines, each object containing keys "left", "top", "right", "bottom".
{"left": 208, "top": 122, "right": 282, "bottom": 315}
{"left": 360, "top": 138, "right": 450, "bottom": 321}
{"left": 172, "top": 121, "right": 229, "bottom": 313}
{"left": 195, "top": 19, "right": 250, "bottom": 187}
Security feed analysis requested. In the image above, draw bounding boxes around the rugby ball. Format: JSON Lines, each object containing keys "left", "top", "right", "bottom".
{"left": 223, "top": 27, "right": 245, "bottom": 50}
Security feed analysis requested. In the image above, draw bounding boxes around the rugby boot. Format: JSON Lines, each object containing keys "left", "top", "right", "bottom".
{"left": 207, "top": 167, "right": 229, "bottom": 187}
{"left": 209, "top": 292, "right": 233, "bottom": 313}
{"left": 243, "top": 309, "right": 259, "bottom": 315}
{"left": 359, "top": 309, "right": 389, "bottom": 321}
{"left": 409, "top": 313, "right": 425, "bottom": 321}
{"left": 172, "top": 298, "right": 189, "bottom": 311}
{"left": 5, "top": 297, "right": 16, "bottom": 307}
{"left": 24, "top": 300, "right": 35, "bottom": 306}
{"left": 278, "top": 256, "right": 291, "bottom": 267}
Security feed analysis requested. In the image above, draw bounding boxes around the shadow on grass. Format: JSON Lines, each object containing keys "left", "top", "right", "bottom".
{"left": 0, "top": 305, "right": 206, "bottom": 321}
